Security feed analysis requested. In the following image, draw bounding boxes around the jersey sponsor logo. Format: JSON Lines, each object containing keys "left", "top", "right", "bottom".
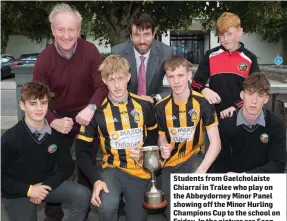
{"left": 47, "top": 144, "right": 57, "bottom": 153}
{"left": 260, "top": 133, "right": 269, "bottom": 143}
{"left": 188, "top": 109, "right": 199, "bottom": 122}
{"left": 109, "top": 128, "right": 143, "bottom": 149}
{"left": 238, "top": 63, "right": 248, "bottom": 72}
{"left": 168, "top": 126, "right": 195, "bottom": 143}
{"left": 110, "top": 131, "right": 120, "bottom": 140}
{"left": 130, "top": 109, "right": 141, "bottom": 123}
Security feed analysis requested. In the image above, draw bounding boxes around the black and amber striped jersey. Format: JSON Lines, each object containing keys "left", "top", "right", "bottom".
{"left": 76, "top": 93, "right": 157, "bottom": 182}
{"left": 155, "top": 90, "right": 218, "bottom": 167}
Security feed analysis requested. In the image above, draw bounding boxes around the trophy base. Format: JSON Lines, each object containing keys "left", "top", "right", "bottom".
{"left": 142, "top": 200, "right": 167, "bottom": 209}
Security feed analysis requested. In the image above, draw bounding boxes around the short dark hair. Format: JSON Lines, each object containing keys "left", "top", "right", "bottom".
{"left": 20, "top": 81, "right": 52, "bottom": 103}
{"left": 243, "top": 73, "right": 270, "bottom": 94}
{"left": 164, "top": 55, "right": 192, "bottom": 72}
{"left": 129, "top": 12, "right": 156, "bottom": 35}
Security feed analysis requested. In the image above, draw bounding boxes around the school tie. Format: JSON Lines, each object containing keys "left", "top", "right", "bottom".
{"left": 137, "top": 56, "right": 146, "bottom": 96}
{"left": 33, "top": 131, "right": 41, "bottom": 140}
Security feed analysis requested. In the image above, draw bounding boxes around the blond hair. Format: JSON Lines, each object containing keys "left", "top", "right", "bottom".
{"left": 49, "top": 3, "right": 82, "bottom": 26}
{"left": 164, "top": 55, "right": 192, "bottom": 72}
{"left": 216, "top": 12, "right": 241, "bottom": 34}
{"left": 99, "top": 55, "right": 130, "bottom": 79}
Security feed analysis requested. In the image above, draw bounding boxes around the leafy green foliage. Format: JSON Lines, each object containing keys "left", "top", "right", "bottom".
{"left": 200, "top": 1, "right": 287, "bottom": 63}
{"left": 1, "top": 1, "right": 286, "bottom": 63}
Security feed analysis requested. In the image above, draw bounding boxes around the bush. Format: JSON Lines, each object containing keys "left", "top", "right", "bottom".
{"left": 101, "top": 53, "right": 111, "bottom": 60}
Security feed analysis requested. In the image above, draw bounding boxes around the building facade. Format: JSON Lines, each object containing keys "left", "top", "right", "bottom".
{"left": 6, "top": 19, "right": 282, "bottom": 65}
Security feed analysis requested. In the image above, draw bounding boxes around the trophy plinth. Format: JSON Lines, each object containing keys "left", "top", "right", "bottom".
{"left": 141, "top": 146, "right": 167, "bottom": 209}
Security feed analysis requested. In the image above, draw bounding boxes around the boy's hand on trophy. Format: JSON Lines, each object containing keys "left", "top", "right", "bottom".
{"left": 92, "top": 180, "right": 109, "bottom": 207}
{"left": 160, "top": 144, "right": 172, "bottom": 159}
{"left": 130, "top": 146, "right": 142, "bottom": 162}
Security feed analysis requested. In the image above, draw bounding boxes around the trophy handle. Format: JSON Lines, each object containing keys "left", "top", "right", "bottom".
{"left": 135, "top": 159, "right": 143, "bottom": 168}
{"left": 160, "top": 159, "right": 167, "bottom": 168}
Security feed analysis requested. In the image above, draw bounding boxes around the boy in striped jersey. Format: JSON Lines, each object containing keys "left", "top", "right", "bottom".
{"left": 156, "top": 55, "right": 221, "bottom": 220}
{"left": 75, "top": 55, "right": 158, "bottom": 221}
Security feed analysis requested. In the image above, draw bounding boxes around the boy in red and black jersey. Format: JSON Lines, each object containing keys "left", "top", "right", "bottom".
{"left": 191, "top": 12, "right": 259, "bottom": 118}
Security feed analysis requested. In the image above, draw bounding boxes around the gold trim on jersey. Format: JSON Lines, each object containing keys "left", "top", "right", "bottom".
{"left": 77, "top": 134, "right": 94, "bottom": 142}
{"left": 192, "top": 90, "right": 204, "bottom": 97}
{"left": 159, "top": 131, "right": 165, "bottom": 135}
{"left": 155, "top": 94, "right": 171, "bottom": 106}
{"left": 147, "top": 123, "right": 157, "bottom": 130}
{"left": 130, "top": 93, "right": 150, "bottom": 102}
{"left": 206, "top": 121, "right": 219, "bottom": 130}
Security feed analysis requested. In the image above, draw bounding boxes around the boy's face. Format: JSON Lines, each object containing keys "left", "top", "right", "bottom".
{"left": 19, "top": 96, "right": 48, "bottom": 123}
{"left": 165, "top": 65, "right": 192, "bottom": 97}
{"left": 102, "top": 73, "right": 131, "bottom": 100}
{"left": 240, "top": 89, "right": 269, "bottom": 117}
{"left": 218, "top": 27, "right": 243, "bottom": 52}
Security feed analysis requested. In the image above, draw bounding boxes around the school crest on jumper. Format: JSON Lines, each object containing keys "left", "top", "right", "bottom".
{"left": 260, "top": 133, "right": 269, "bottom": 143}
{"left": 238, "top": 63, "right": 248, "bottom": 72}
{"left": 48, "top": 144, "right": 57, "bottom": 153}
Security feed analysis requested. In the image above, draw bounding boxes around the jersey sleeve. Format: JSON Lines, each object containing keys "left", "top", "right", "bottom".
{"left": 200, "top": 99, "right": 218, "bottom": 130}
{"left": 191, "top": 51, "right": 210, "bottom": 92}
{"left": 144, "top": 102, "right": 158, "bottom": 146}
{"left": 33, "top": 54, "right": 57, "bottom": 124}
{"left": 155, "top": 104, "right": 166, "bottom": 135}
{"left": 146, "top": 102, "right": 157, "bottom": 131}
{"left": 75, "top": 115, "right": 101, "bottom": 185}
{"left": 249, "top": 53, "right": 260, "bottom": 74}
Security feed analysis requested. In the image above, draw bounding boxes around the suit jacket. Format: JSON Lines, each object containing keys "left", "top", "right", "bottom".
{"left": 111, "top": 39, "right": 172, "bottom": 98}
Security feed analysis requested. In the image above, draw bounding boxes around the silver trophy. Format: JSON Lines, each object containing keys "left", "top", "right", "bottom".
{"left": 140, "top": 146, "right": 167, "bottom": 209}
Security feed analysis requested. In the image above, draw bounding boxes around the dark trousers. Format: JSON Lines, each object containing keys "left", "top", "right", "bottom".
{"left": 2, "top": 181, "right": 91, "bottom": 221}
{"left": 96, "top": 168, "right": 150, "bottom": 221}
{"left": 45, "top": 122, "right": 98, "bottom": 221}
{"left": 162, "top": 153, "right": 204, "bottom": 221}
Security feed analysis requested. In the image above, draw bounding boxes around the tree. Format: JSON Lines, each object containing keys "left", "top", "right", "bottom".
{"left": 0, "top": 1, "right": 207, "bottom": 51}
{"left": 199, "top": 1, "right": 287, "bottom": 64}
{"left": 1, "top": 1, "right": 53, "bottom": 53}
{"left": 76, "top": 1, "right": 207, "bottom": 46}
{"left": 1, "top": 0, "right": 286, "bottom": 63}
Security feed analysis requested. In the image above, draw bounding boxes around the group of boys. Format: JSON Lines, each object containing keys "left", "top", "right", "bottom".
{"left": 2, "top": 8, "right": 286, "bottom": 221}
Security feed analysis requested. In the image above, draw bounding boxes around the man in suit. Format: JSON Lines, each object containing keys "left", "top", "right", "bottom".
{"left": 111, "top": 12, "right": 172, "bottom": 104}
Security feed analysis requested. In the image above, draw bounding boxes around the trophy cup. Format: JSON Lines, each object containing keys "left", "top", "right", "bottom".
{"left": 140, "top": 146, "right": 167, "bottom": 209}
